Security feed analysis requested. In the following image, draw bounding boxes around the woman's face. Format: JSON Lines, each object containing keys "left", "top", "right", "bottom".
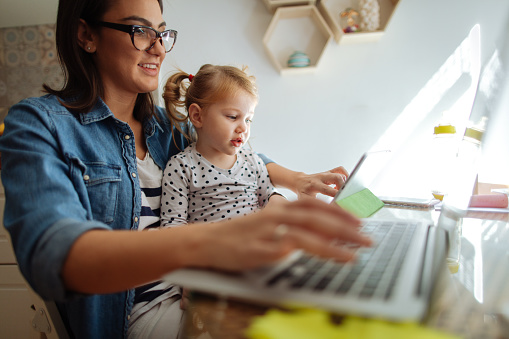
{"left": 93, "top": 0, "right": 166, "bottom": 101}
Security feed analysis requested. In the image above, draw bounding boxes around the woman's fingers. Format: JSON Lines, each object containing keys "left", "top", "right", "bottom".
{"left": 256, "top": 199, "right": 372, "bottom": 261}
{"left": 188, "top": 198, "right": 371, "bottom": 271}
{"left": 232, "top": 218, "right": 364, "bottom": 269}
{"left": 278, "top": 226, "right": 359, "bottom": 262}
{"left": 263, "top": 198, "right": 368, "bottom": 243}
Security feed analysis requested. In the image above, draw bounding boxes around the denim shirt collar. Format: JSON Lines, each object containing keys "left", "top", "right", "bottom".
{"left": 76, "top": 97, "right": 164, "bottom": 138}
{"left": 78, "top": 98, "right": 113, "bottom": 125}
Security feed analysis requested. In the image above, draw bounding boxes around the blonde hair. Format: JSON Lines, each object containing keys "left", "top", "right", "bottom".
{"left": 163, "top": 64, "right": 258, "bottom": 142}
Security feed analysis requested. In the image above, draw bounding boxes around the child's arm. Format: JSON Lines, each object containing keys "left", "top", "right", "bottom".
{"left": 251, "top": 152, "right": 286, "bottom": 208}
{"left": 266, "top": 192, "right": 287, "bottom": 207}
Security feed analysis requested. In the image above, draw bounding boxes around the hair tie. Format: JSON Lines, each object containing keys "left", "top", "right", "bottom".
{"left": 188, "top": 74, "right": 194, "bottom": 82}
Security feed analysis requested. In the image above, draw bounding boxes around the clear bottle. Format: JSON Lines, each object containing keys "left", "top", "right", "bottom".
{"left": 430, "top": 111, "right": 458, "bottom": 201}
{"left": 444, "top": 117, "right": 486, "bottom": 209}
{"left": 439, "top": 117, "right": 486, "bottom": 272}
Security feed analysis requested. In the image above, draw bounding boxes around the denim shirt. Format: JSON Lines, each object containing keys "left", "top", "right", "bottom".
{"left": 0, "top": 95, "right": 189, "bottom": 339}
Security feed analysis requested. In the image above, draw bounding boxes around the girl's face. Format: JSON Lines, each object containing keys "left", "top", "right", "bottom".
{"left": 93, "top": 0, "right": 166, "bottom": 101}
{"left": 194, "top": 90, "right": 257, "bottom": 167}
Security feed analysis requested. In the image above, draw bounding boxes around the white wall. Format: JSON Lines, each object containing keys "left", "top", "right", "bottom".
{"left": 2, "top": 0, "right": 509, "bottom": 197}
{"left": 162, "top": 0, "right": 509, "bottom": 198}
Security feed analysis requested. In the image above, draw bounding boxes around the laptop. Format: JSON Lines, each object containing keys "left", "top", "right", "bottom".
{"left": 333, "top": 150, "right": 392, "bottom": 202}
{"left": 335, "top": 150, "right": 441, "bottom": 209}
{"left": 165, "top": 219, "right": 446, "bottom": 321}
{"left": 163, "top": 150, "right": 448, "bottom": 322}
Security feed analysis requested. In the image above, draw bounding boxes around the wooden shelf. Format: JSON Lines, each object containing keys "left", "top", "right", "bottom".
{"left": 317, "top": 0, "right": 399, "bottom": 43}
{"left": 262, "top": 5, "right": 333, "bottom": 75}
{"left": 262, "top": 0, "right": 317, "bottom": 13}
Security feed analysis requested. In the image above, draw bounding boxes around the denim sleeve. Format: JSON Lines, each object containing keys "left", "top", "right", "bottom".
{"left": 0, "top": 100, "right": 108, "bottom": 301}
{"left": 257, "top": 153, "right": 274, "bottom": 165}
{"left": 32, "top": 219, "right": 109, "bottom": 300}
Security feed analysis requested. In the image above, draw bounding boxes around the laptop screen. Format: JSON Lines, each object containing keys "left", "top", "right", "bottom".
{"left": 443, "top": 26, "right": 509, "bottom": 213}
{"left": 333, "top": 150, "right": 392, "bottom": 202}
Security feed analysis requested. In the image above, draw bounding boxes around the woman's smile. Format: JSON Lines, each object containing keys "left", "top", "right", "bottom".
{"left": 138, "top": 62, "right": 159, "bottom": 75}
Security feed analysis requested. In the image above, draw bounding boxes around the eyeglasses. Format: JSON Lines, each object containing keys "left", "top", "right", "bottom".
{"left": 89, "top": 21, "right": 177, "bottom": 53}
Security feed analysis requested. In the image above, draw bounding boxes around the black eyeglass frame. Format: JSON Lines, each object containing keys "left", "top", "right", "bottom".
{"left": 89, "top": 21, "right": 177, "bottom": 53}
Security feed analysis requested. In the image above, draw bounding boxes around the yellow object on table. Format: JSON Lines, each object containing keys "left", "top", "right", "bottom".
{"left": 246, "top": 308, "right": 460, "bottom": 339}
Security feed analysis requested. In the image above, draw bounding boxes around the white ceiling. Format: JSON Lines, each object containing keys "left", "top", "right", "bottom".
{"left": 0, "top": 0, "right": 58, "bottom": 28}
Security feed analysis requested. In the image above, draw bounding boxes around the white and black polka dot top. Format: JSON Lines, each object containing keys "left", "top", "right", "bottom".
{"left": 160, "top": 143, "right": 277, "bottom": 227}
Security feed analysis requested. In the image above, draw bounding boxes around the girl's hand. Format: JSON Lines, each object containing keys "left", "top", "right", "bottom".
{"left": 183, "top": 197, "right": 371, "bottom": 272}
{"left": 294, "top": 166, "right": 349, "bottom": 198}
{"left": 265, "top": 163, "right": 349, "bottom": 199}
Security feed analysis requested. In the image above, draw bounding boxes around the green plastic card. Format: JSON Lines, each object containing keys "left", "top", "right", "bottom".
{"left": 335, "top": 188, "right": 385, "bottom": 218}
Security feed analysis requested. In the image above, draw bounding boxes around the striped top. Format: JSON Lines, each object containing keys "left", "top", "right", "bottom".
{"left": 130, "top": 152, "right": 182, "bottom": 325}
{"left": 136, "top": 152, "right": 163, "bottom": 231}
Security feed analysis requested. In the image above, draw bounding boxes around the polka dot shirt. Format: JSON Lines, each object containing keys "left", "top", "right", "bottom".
{"left": 160, "top": 143, "right": 277, "bottom": 226}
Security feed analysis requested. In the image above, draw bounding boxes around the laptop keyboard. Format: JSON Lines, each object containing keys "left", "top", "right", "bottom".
{"left": 266, "top": 219, "right": 418, "bottom": 300}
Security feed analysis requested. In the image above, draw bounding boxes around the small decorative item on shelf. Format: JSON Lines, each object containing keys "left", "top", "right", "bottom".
{"left": 339, "top": 8, "right": 360, "bottom": 33}
{"left": 287, "top": 51, "right": 311, "bottom": 68}
{"left": 359, "top": 0, "right": 380, "bottom": 32}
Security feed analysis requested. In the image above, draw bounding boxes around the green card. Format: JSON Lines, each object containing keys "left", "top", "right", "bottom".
{"left": 335, "top": 188, "right": 385, "bottom": 218}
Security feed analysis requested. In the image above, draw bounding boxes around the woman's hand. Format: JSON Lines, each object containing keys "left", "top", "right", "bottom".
{"left": 63, "top": 197, "right": 369, "bottom": 294}
{"left": 182, "top": 197, "right": 371, "bottom": 272}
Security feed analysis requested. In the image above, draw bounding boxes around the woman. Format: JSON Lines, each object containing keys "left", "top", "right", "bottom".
{"left": 0, "top": 0, "right": 371, "bottom": 338}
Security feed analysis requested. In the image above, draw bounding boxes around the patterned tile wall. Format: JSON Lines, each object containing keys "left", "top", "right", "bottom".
{"left": 0, "top": 24, "right": 63, "bottom": 121}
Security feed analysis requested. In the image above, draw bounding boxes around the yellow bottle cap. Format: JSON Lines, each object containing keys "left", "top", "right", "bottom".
{"left": 434, "top": 124, "right": 456, "bottom": 134}
{"left": 447, "top": 260, "right": 459, "bottom": 274}
{"left": 432, "top": 192, "right": 444, "bottom": 201}
{"left": 464, "top": 127, "right": 483, "bottom": 141}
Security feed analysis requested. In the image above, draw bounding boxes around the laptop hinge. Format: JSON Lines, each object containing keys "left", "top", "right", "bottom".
{"left": 416, "top": 225, "right": 448, "bottom": 296}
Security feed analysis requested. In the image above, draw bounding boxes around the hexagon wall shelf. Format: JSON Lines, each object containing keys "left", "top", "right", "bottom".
{"left": 318, "top": 0, "right": 400, "bottom": 43}
{"left": 262, "top": 0, "right": 317, "bottom": 13}
{"left": 263, "top": 5, "right": 333, "bottom": 75}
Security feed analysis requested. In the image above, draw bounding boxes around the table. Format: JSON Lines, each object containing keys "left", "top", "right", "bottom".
{"left": 181, "top": 206, "right": 509, "bottom": 339}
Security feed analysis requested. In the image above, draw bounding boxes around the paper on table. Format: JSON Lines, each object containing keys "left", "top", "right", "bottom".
{"left": 434, "top": 202, "right": 509, "bottom": 213}
{"left": 246, "top": 308, "right": 460, "bottom": 339}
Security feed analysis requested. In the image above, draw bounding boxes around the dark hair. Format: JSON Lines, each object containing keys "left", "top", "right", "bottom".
{"left": 43, "top": 0, "right": 164, "bottom": 120}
